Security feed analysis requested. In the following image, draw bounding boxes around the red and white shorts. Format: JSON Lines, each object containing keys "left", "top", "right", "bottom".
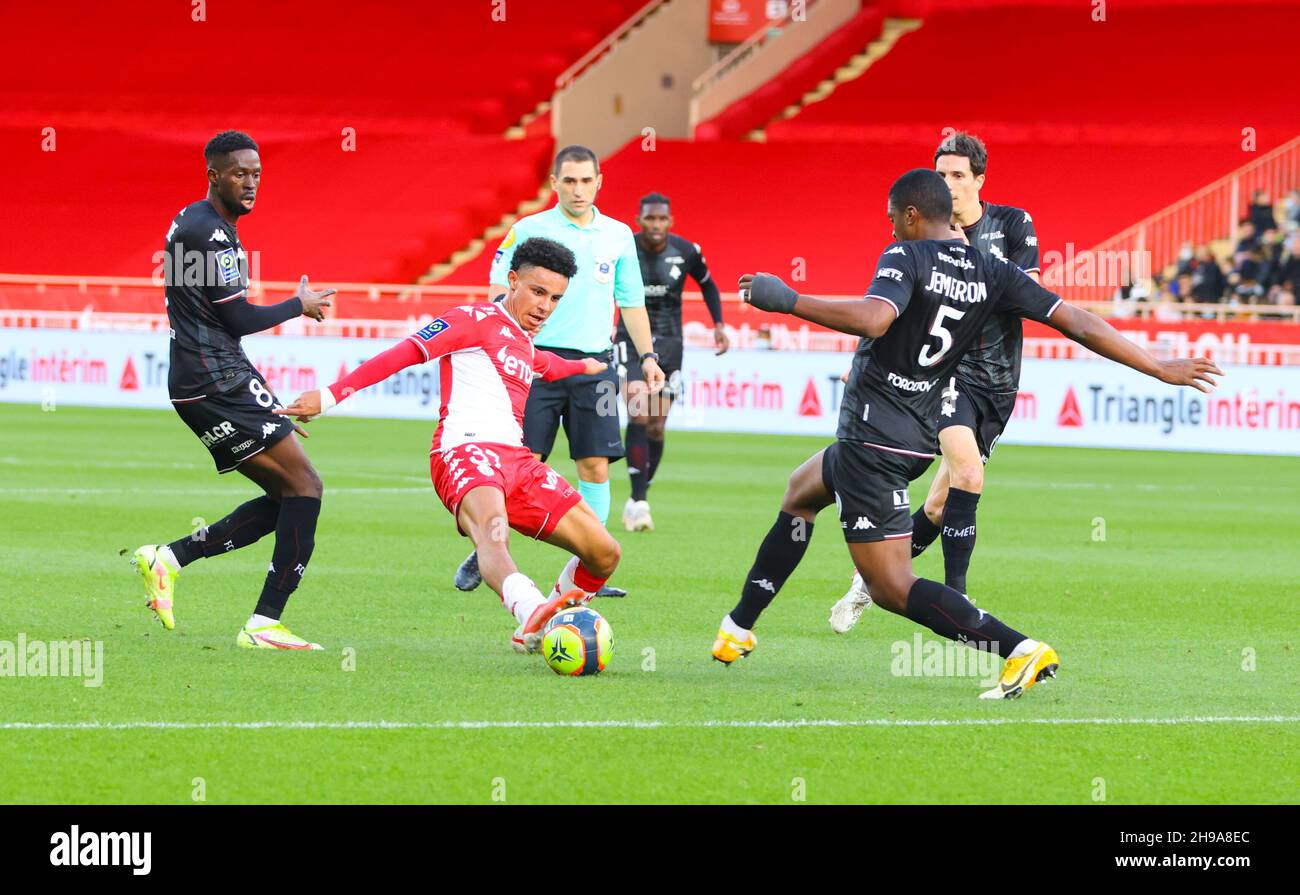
{"left": 430, "top": 442, "right": 581, "bottom": 540}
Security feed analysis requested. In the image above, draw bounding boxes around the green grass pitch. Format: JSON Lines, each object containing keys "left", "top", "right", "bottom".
{"left": 0, "top": 402, "right": 1296, "bottom": 804}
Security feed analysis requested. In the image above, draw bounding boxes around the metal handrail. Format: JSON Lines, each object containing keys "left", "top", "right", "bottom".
{"left": 554, "top": 0, "right": 669, "bottom": 90}
{"left": 691, "top": 0, "right": 823, "bottom": 94}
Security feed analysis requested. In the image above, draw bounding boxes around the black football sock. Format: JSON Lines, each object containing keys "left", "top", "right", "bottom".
{"left": 254, "top": 496, "right": 321, "bottom": 620}
{"left": 940, "top": 488, "right": 980, "bottom": 594}
{"left": 626, "top": 422, "right": 649, "bottom": 501}
{"left": 910, "top": 507, "right": 940, "bottom": 558}
{"left": 729, "top": 511, "right": 813, "bottom": 629}
{"left": 168, "top": 495, "right": 280, "bottom": 567}
{"left": 904, "top": 578, "right": 1024, "bottom": 659}
{"left": 646, "top": 436, "right": 665, "bottom": 487}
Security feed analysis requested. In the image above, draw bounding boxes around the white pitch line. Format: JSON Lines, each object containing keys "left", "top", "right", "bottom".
{"left": 1, "top": 716, "right": 1297, "bottom": 732}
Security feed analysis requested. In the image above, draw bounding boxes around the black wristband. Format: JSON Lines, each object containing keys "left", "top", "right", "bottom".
{"left": 640, "top": 352, "right": 659, "bottom": 363}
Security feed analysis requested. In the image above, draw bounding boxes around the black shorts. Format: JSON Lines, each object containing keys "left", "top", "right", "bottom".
{"left": 523, "top": 347, "right": 624, "bottom": 461}
{"left": 172, "top": 373, "right": 294, "bottom": 473}
{"left": 821, "top": 440, "right": 924, "bottom": 543}
{"left": 615, "top": 334, "right": 684, "bottom": 401}
{"left": 936, "top": 378, "right": 1018, "bottom": 463}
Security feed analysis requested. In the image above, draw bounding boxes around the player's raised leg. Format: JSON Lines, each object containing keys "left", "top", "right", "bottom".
{"left": 933, "top": 424, "right": 984, "bottom": 595}
{"left": 455, "top": 483, "right": 580, "bottom": 654}
{"left": 231, "top": 433, "right": 325, "bottom": 650}
{"left": 131, "top": 490, "right": 280, "bottom": 630}
{"left": 847, "top": 537, "right": 1057, "bottom": 699}
{"left": 713, "top": 448, "right": 832, "bottom": 664}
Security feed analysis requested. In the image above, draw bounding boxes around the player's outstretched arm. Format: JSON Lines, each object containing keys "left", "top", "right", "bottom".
{"left": 275, "top": 338, "right": 425, "bottom": 421}
{"left": 1048, "top": 302, "right": 1223, "bottom": 392}
{"left": 533, "top": 349, "right": 606, "bottom": 381}
{"left": 213, "top": 275, "right": 334, "bottom": 336}
{"left": 739, "top": 273, "right": 896, "bottom": 339}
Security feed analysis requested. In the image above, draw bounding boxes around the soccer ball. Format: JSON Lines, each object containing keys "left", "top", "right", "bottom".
{"left": 541, "top": 606, "right": 613, "bottom": 676}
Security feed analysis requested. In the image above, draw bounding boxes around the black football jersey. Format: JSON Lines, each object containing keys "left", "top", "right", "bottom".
{"left": 162, "top": 200, "right": 254, "bottom": 398}
{"left": 838, "top": 239, "right": 1061, "bottom": 455}
{"left": 615, "top": 233, "right": 713, "bottom": 342}
{"left": 956, "top": 202, "right": 1040, "bottom": 393}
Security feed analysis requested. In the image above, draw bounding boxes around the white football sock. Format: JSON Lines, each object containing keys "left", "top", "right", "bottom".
{"left": 502, "top": 572, "right": 546, "bottom": 626}
{"left": 1009, "top": 638, "right": 1040, "bottom": 659}
{"left": 158, "top": 544, "right": 180, "bottom": 570}
{"left": 246, "top": 613, "right": 279, "bottom": 629}
{"left": 721, "top": 614, "right": 751, "bottom": 639}
{"left": 547, "top": 556, "right": 582, "bottom": 601}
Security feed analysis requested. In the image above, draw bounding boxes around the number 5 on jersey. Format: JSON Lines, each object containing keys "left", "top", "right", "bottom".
{"left": 918, "top": 306, "right": 966, "bottom": 368}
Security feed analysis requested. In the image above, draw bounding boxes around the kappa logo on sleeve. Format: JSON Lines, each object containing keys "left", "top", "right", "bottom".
{"left": 415, "top": 318, "right": 451, "bottom": 341}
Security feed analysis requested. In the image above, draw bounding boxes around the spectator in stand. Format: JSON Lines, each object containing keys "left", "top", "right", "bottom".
{"left": 1270, "top": 233, "right": 1300, "bottom": 300}
{"left": 1235, "top": 220, "right": 1259, "bottom": 255}
{"left": 1174, "top": 272, "right": 1194, "bottom": 303}
{"left": 1284, "top": 190, "right": 1300, "bottom": 230}
{"left": 1249, "top": 189, "right": 1277, "bottom": 234}
{"left": 1229, "top": 245, "right": 1266, "bottom": 305}
{"left": 1273, "top": 279, "right": 1296, "bottom": 307}
{"left": 1175, "top": 240, "right": 1196, "bottom": 277}
{"left": 1190, "top": 245, "right": 1227, "bottom": 303}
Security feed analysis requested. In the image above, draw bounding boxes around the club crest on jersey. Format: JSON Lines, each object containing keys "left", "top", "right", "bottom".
{"left": 214, "top": 248, "right": 241, "bottom": 284}
{"left": 415, "top": 318, "right": 450, "bottom": 341}
{"left": 593, "top": 258, "right": 614, "bottom": 284}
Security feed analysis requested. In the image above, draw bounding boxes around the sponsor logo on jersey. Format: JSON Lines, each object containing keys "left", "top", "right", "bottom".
{"left": 887, "top": 371, "right": 934, "bottom": 393}
{"left": 669, "top": 265, "right": 682, "bottom": 280}
{"left": 210, "top": 229, "right": 229, "bottom": 244}
{"left": 853, "top": 516, "right": 875, "bottom": 530}
{"left": 232, "top": 439, "right": 255, "bottom": 452}
{"left": 989, "top": 245, "right": 1007, "bottom": 261}
{"left": 645, "top": 284, "right": 670, "bottom": 297}
{"left": 199, "top": 421, "right": 236, "bottom": 447}
{"left": 892, "top": 489, "right": 909, "bottom": 508}
{"left": 937, "top": 252, "right": 974, "bottom": 270}
{"left": 415, "top": 318, "right": 450, "bottom": 341}
{"left": 499, "top": 326, "right": 515, "bottom": 339}
{"left": 1025, "top": 235, "right": 1038, "bottom": 247}
{"left": 875, "top": 267, "right": 904, "bottom": 282}
{"left": 664, "top": 256, "right": 684, "bottom": 264}
{"left": 886, "top": 245, "right": 907, "bottom": 256}
{"left": 923, "top": 270, "right": 988, "bottom": 303}
{"left": 260, "top": 422, "right": 280, "bottom": 438}
{"left": 751, "top": 578, "right": 776, "bottom": 593}
{"left": 495, "top": 345, "right": 535, "bottom": 384}
{"left": 979, "top": 230, "right": 1005, "bottom": 240}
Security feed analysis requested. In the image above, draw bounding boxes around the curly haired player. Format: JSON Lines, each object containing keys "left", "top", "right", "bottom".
{"left": 277, "top": 238, "right": 621, "bottom": 651}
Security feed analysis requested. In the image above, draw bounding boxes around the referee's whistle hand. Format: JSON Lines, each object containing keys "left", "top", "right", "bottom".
{"left": 642, "top": 358, "right": 665, "bottom": 394}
